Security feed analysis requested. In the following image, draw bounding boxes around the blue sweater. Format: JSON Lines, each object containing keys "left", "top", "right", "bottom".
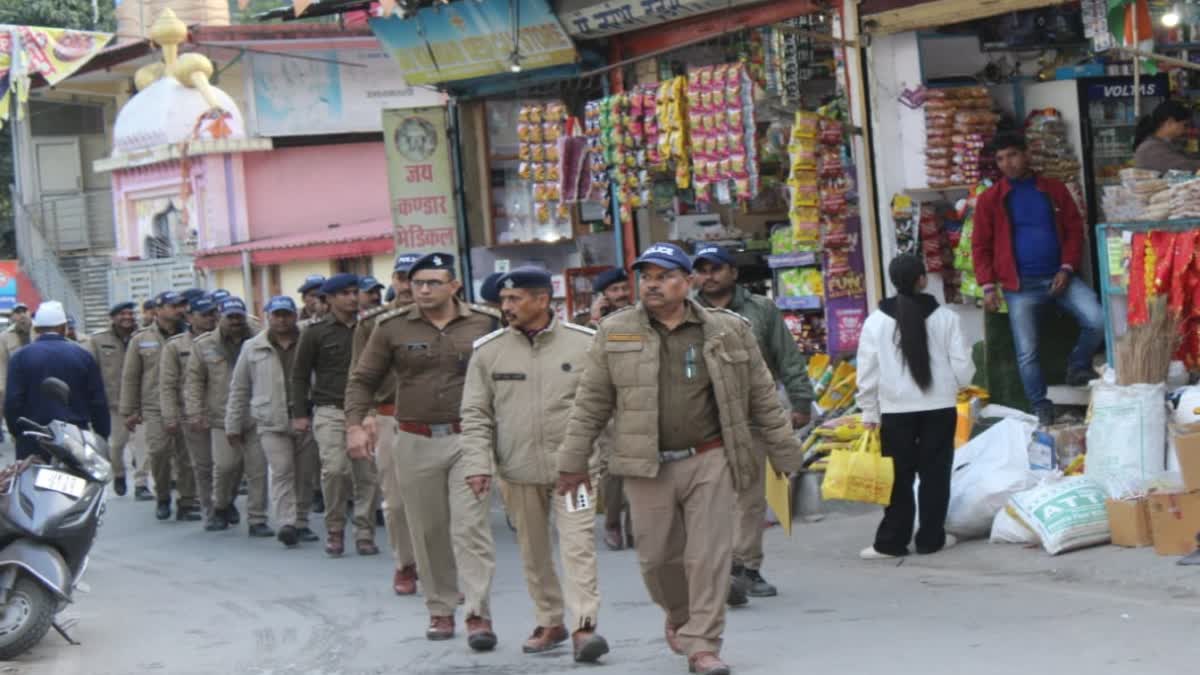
{"left": 1006, "top": 177, "right": 1062, "bottom": 278}
{"left": 4, "top": 334, "right": 110, "bottom": 459}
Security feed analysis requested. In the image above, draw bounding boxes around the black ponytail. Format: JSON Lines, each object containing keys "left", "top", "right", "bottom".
{"left": 1135, "top": 100, "right": 1191, "bottom": 150}
{"left": 888, "top": 254, "right": 933, "bottom": 392}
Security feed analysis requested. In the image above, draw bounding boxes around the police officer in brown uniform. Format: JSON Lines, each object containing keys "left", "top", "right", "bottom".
{"left": 0, "top": 303, "right": 32, "bottom": 414}
{"left": 460, "top": 267, "right": 609, "bottom": 663}
{"left": 556, "top": 243, "right": 805, "bottom": 675}
{"left": 298, "top": 275, "right": 327, "bottom": 322}
{"left": 159, "top": 295, "right": 219, "bottom": 521}
{"left": 293, "top": 274, "right": 379, "bottom": 557}
{"left": 351, "top": 255, "right": 418, "bottom": 595}
{"left": 89, "top": 301, "right": 146, "bottom": 497}
{"left": 120, "top": 291, "right": 200, "bottom": 522}
{"left": 345, "top": 252, "right": 501, "bottom": 650}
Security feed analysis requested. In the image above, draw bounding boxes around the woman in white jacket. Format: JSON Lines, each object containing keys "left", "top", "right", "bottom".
{"left": 856, "top": 254, "right": 975, "bottom": 560}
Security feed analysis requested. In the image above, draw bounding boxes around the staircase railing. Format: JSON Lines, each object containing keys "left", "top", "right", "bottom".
{"left": 14, "top": 196, "right": 86, "bottom": 327}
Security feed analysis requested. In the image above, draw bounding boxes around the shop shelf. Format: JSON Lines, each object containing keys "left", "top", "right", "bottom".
{"left": 904, "top": 184, "right": 974, "bottom": 196}
{"left": 776, "top": 296, "right": 823, "bottom": 311}
{"left": 766, "top": 252, "right": 819, "bottom": 268}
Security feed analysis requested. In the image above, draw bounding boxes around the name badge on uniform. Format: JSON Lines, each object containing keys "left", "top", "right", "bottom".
{"left": 493, "top": 372, "right": 526, "bottom": 381}
{"left": 139, "top": 341, "right": 159, "bottom": 349}
{"left": 405, "top": 342, "right": 429, "bottom": 351}
{"left": 100, "top": 344, "right": 116, "bottom": 351}
{"left": 607, "top": 334, "right": 642, "bottom": 342}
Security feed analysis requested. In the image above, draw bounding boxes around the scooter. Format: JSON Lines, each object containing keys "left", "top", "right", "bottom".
{"left": 0, "top": 377, "right": 111, "bottom": 659}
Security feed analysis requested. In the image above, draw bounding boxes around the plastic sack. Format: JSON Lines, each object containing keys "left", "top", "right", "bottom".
{"left": 989, "top": 507, "right": 1039, "bottom": 545}
{"left": 1085, "top": 382, "right": 1167, "bottom": 488}
{"left": 1008, "top": 476, "right": 1110, "bottom": 555}
{"left": 821, "top": 430, "right": 894, "bottom": 506}
{"left": 945, "top": 418, "right": 1037, "bottom": 539}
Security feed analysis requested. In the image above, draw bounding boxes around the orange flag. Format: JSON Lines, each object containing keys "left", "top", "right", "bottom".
{"left": 379, "top": 0, "right": 397, "bottom": 16}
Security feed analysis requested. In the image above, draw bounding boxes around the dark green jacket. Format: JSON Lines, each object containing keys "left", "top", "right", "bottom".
{"left": 696, "top": 285, "right": 813, "bottom": 411}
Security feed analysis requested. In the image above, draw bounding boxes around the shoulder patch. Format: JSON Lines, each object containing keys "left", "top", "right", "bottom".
{"left": 562, "top": 322, "right": 597, "bottom": 337}
{"left": 92, "top": 328, "right": 112, "bottom": 336}
{"left": 376, "top": 305, "right": 413, "bottom": 326}
{"left": 711, "top": 307, "right": 752, "bottom": 325}
{"left": 361, "top": 304, "right": 389, "bottom": 321}
{"left": 472, "top": 327, "right": 507, "bottom": 350}
{"left": 167, "top": 332, "right": 190, "bottom": 343}
{"left": 468, "top": 303, "right": 502, "bottom": 319}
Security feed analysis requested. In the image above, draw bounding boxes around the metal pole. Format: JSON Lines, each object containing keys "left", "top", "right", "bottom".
{"left": 1133, "top": 6, "right": 1141, "bottom": 117}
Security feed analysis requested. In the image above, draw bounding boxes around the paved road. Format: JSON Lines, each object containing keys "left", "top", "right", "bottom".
{"left": 3, "top": 457, "right": 1199, "bottom": 674}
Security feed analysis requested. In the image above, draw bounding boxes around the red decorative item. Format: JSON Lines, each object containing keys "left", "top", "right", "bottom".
{"left": 1169, "top": 231, "right": 1198, "bottom": 317}
{"left": 1152, "top": 231, "right": 1176, "bottom": 296}
{"left": 1128, "top": 232, "right": 1149, "bottom": 326}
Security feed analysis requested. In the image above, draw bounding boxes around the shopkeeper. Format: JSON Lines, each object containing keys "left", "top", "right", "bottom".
{"left": 1134, "top": 101, "right": 1200, "bottom": 173}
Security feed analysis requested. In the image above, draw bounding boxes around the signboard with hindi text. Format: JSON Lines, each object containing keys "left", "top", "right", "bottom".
{"left": 369, "top": 0, "right": 577, "bottom": 86}
{"left": 382, "top": 107, "right": 460, "bottom": 270}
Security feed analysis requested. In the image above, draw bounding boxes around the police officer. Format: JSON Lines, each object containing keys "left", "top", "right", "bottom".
{"left": 120, "top": 291, "right": 199, "bottom": 521}
{"left": 390, "top": 254, "right": 419, "bottom": 306}
{"left": 358, "top": 276, "right": 385, "bottom": 311}
{"left": 0, "top": 303, "right": 33, "bottom": 414}
{"left": 160, "top": 295, "right": 219, "bottom": 521}
{"left": 478, "top": 272, "right": 504, "bottom": 311}
{"left": 3, "top": 301, "right": 109, "bottom": 460}
{"left": 140, "top": 299, "right": 157, "bottom": 328}
{"left": 556, "top": 243, "right": 805, "bottom": 675}
{"left": 66, "top": 315, "right": 88, "bottom": 347}
{"left": 693, "top": 244, "right": 813, "bottom": 601}
{"left": 227, "top": 296, "right": 320, "bottom": 548}
{"left": 351, "top": 255, "right": 418, "bottom": 595}
{"left": 298, "top": 275, "right": 327, "bottom": 322}
{"left": 459, "top": 267, "right": 609, "bottom": 663}
{"left": 89, "top": 301, "right": 146, "bottom": 497}
{"left": 188, "top": 297, "right": 270, "bottom": 536}
{"left": 293, "top": 274, "right": 379, "bottom": 556}
{"left": 345, "top": 252, "right": 500, "bottom": 649}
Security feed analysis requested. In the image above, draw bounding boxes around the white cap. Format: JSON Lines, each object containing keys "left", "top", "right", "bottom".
{"left": 32, "top": 301, "right": 67, "bottom": 328}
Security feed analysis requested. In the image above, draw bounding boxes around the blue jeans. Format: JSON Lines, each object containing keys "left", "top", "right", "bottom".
{"left": 1003, "top": 276, "right": 1105, "bottom": 411}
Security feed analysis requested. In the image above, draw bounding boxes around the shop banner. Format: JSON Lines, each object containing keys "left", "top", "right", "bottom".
{"left": 559, "top": 0, "right": 762, "bottom": 38}
{"left": 382, "top": 107, "right": 460, "bottom": 270}
{"left": 0, "top": 261, "right": 19, "bottom": 312}
{"left": 369, "top": 0, "right": 577, "bottom": 86}
{"left": 246, "top": 48, "right": 444, "bottom": 137}
{"left": 823, "top": 214, "right": 869, "bottom": 357}
{"left": 0, "top": 26, "right": 112, "bottom": 128}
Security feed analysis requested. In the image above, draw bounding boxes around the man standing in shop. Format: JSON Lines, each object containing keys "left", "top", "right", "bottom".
{"left": 345, "top": 252, "right": 501, "bottom": 650}
{"left": 189, "top": 297, "right": 271, "bottom": 536}
{"left": 294, "top": 274, "right": 379, "bottom": 556}
{"left": 692, "top": 244, "right": 812, "bottom": 602}
{"left": 160, "top": 295, "right": 220, "bottom": 522}
{"left": 121, "top": 291, "right": 199, "bottom": 521}
{"left": 89, "top": 301, "right": 145, "bottom": 497}
{"left": 459, "top": 267, "right": 609, "bottom": 663}
{"left": 556, "top": 242, "right": 805, "bottom": 675}
{"left": 298, "top": 275, "right": 327, "bottom": 322}
{"left": 973, "top": 132, "right": 1104, "bottom": 427}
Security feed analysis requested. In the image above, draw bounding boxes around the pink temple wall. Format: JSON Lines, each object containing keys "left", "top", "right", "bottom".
{"left": 241, "top": 142, "right": 392, "bottom": 240}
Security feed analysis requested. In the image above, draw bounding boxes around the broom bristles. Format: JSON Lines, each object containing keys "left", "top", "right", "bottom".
{"left": 1117, "top": 296, "right": 1180, "bottom": 385}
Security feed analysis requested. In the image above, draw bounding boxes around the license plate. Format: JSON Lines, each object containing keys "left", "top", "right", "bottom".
{"left": 34, "top": 469, "right": 86, "bottom": 498}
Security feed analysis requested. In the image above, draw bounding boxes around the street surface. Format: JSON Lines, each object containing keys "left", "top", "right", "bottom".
{"left": 3, "top": 436, "right": 1198, "bottom": 674}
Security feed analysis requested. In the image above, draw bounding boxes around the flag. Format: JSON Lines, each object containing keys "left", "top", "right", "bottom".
{"left": 0, "top": 26, "right": 113, "bottom": 129}
{"left": 293, "top": 0, "right": 313, "bottom": 17}
{"left": 1107, "top": 0, "right": 1158, "bottom": 72}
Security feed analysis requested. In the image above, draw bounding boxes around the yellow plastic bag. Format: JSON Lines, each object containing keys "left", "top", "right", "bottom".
{"left": 764, "top": 459, "right": 792, "bottom": 536}
{"left": 821, "top": 430, "right": 894, "bottom": 506}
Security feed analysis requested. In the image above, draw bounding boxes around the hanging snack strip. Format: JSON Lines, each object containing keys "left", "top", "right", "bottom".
{"left": 517, "top": 102, "right": 570, "bottom": 229}
{"left": 817, "top": 110, "right": 854, "bottom": 277}
{"left": 788, "top": 111, "right": 821, "bottom": 252}
{"left": 655, "top": 75, "right": 691, "bottom": 190}
{"left": 687, "top": 62, "right": 760, "bottom": 206}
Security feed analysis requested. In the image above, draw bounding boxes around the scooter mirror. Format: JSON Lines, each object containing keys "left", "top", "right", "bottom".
{"left": 40, "top": 378, "right": 70, "bottom": 406}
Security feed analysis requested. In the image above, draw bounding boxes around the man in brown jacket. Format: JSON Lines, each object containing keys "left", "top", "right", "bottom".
{"left": 89, "top": 301, "right": 146, "bottom": 497}
{"left": 556, "top": 243, "right": 805, "bottom": 675}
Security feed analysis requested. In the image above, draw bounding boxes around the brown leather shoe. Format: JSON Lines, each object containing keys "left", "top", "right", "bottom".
{"left": 465, "top": 616, "right": 497, "bottom": 652}
{"left": 324, "top": 531, "right": 344, "bottom": 558}
{"left": 356, "top": 539, "right": 379, "bottom": 556}
{"left": 522, "top": 625, "right": 568, "bottom": 654}
{"left": 426, "top": 615, "right": 454, "bottom": 641}
{"left": 664, "top": 622, "right": 684, "bottom": 655}
{"left": 572, "top": 629, "right": 610, "bottom": 663}
{"left": 603, "top": 525, "right": 623, "bottom": 551}
{"left": 688, "top": 652, "right": 730, "bottom": 675}
{"left": 393, "top": 565, "right": 417, "bottom": 595}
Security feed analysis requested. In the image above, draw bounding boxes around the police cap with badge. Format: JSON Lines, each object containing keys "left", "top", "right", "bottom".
{"left": 406, "top": 252, "right": 455, "bottom": 278}
{"left": 498, "top": 266, "right": 553, "bottom": 292}
{"left": 320, "top": 273, "right": 359, "bottom": 296}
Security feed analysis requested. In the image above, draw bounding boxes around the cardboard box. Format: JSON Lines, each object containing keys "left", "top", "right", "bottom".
{"left": 1106, "top": 498, "right": 1153, "bottom": 547}
{"left": 1174, "top": 428, "right": 1200, "bottom": 491}
{"left": 1147, "top": 491, "right": 1200, "bottom": 556}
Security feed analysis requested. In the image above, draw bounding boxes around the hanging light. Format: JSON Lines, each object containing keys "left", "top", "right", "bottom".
{"left": 509, "top": 51, "right": 522, "bottom": 73}
{"left": 1163, "top": 4, "right": 1182, "bottom": 27}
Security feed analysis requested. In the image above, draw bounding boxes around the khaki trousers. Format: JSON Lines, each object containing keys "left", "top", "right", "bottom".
{"left": 625, "top": 449, "right": 735, "bottom": 658}
{"left": 109, "top": 411, "right": 149, "bottom": 487}
{"left": 182, "top": 427, "right": 214, "bottom": 517}
{"left": 505, "top": 482, "right": 600, "bottom": 631}
{"left": 393, "top": 429, "right": 494, "bottom": 618}
{"left": 733, "top": 450, "right": 767, "bottom": 571}
{"left": 374, "top": 416, "right": 415, "bottom": 570}
{"left": 131, "top": 423, "right": 149, "bottom": 487}
{"left": 259, "top": 430, "right": 317, "bottom": 528}
{"left": 212, "top": 428, "right": 269, "bottom": 525}
{"left": 144, "top": 413, "right": 196, "bottom": 507}
{"left": 313, "top": 406, "right": 379, "bottom": 542}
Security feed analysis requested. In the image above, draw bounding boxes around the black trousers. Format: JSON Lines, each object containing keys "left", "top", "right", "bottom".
{"left": 873, "top": 407, "right": 957, "bottom": 556}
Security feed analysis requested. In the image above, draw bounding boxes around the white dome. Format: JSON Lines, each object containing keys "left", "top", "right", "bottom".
{"left": 112, "top": 75, "right": 245, "bottom": 155}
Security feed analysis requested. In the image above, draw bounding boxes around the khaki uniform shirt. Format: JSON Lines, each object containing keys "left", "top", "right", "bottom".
{"left": 119, "top": 322, "right": 182, "bottom": 417}
{"left": 292, "top": 314, "right": 356, "bottom": 416}
{"left": 227, "top": 329, "right": 298, "bottom": 435}
{"left": 345, "top": 300, "right": 500, "bottom": 427}
{"left": 159, "top": 330, "right": 201, "bottom": 427}
{"left": 651, "top": 306, "right": 722, "bottom": 451}
{"left": 0, "top": 327, "right": 31, "bottom": 405}
{"left": 186, "top": 328, "right": 250, "bottom": 430}
{"left": 88, "top": 325, "right": 133, "bottom": 413}
{"left": 351, "top": 300, "right": 407, "bottom": 408}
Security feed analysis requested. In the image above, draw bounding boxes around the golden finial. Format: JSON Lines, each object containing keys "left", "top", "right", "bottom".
{"left": 173, "top": 53, "right": 220, "bottom": 109}
{"left": 133, "top": 62, "right": 165, "bottom": 91}
{"left": 149, "top": 9, "right": 187, "bottom": 71}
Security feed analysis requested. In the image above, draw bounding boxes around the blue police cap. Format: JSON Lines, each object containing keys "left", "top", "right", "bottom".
{"left": 632, "top": 242, "right": 692, "bottom": 273}
{"left": 157, "top": 290, "right": 187, "bottom": 307}
{"left": 498, "top": 267, "right": 553, "bottom": 292}
{"left": 189, "top": 296, "right": 217, "bottom": 314}
{"left": 265, "top": 295, "right": 297, "bottom": 315}
{"left": 358, "top": 276, "right": 384, "bottom": 292}
{"left": 592, "top": 268, "right": 628, "bottom": 293}
{"left": 208, "top": 289, "right": 231, "bottom": 303}
{"left": 320, "top": 273, "right": 359, "bottom": 295}
{"left": 693, "top": 244, "right": 736, "bottom": 267}
{"left": 298, "top": 274, "right": 326, "bottom": 295}
{"left": 220, "top": 297, "right": 248, "bottom": 316}
{"left": 385, "top": 287, "right": 396, "bottom": 303}
{"left": 12, "top": 302, "right": 27, "bottom": 312}
{"left": 109, "top": 301, "right": 137, "bottom": 316}
{"left": 181, "top": 288, "right": 206, "bottom": 302}
{"left": 394, "top": 253, "right": 421, "bottom": 274}
{"left": 479, "top": 272, "right": 505, "bottom": 304}
{"left": 407, "top": 252, "right": 455, "bottom": 279}
{"left": 142, "top": 299, "right": 157, "bottom": 311}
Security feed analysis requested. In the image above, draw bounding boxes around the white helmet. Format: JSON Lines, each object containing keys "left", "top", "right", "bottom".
{"left": 1174, "top": 385, "right": 1200, "bottom": 425}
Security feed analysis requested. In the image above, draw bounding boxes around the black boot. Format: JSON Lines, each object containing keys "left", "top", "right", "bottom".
{"left": 225, "top": 504, "right": 240, "bottom": 525}
{"left": 134, "top": 485, "right": 154, "bottom": 502}
{"left": 277, "top": 525, "right": 299, "bottom": 548}
{"left": 155, "top": 500, "right": 171, "bottom": 521}
{"left": 113, "top": 477, "right": 127, "bottom": 497}
{"left": 176, "top": 504, "right": 203, "bottom": 522}
{"left": 248, "top": 523, "right": 275, "bottom": 538}
{"left": 295, "top": 527, "right": 320, "bottom": 542}
{"left": 312, "top": 490, "right": 325, "bottom": 514}
{"left": 205, "top": 507, "right": 230, "bottom": 532}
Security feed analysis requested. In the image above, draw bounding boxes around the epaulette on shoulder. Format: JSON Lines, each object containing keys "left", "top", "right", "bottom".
{"left": 597, "top": 305, "right": 635, "bottom": 324}
{"left": 472, "top": 327, "right": 507, "bottom": 350}
{"left": 166, "top": 332, "right": 190, "bottom": 343}
{"left": 562, "top": 322, "right": 597, "bottom": 337}
{"left": 92, "top": 327, "right": 112, "bottom": 335}
{"left": 376, "top": 305, "right": 413, "bottom": 325}
{"left": 192, "top": 330, "right": 217, "bottom": 344}
{"left": 361, "top": 304, "right": 389, "bottom": 322}
{"left": 708, "top": 307, "right": 752, "bottom": 325}
{"left": 468, "top": 303, "right": 502, "bottom": 319}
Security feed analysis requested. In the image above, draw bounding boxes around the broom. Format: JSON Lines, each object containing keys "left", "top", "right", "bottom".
{"left": 1116, "top": 296, "right": 1180, "bottom": 385}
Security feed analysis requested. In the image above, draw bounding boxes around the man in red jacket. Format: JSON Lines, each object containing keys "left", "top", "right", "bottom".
{"left": 972, "top": 131, "right": 1104, "bottom": 427}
